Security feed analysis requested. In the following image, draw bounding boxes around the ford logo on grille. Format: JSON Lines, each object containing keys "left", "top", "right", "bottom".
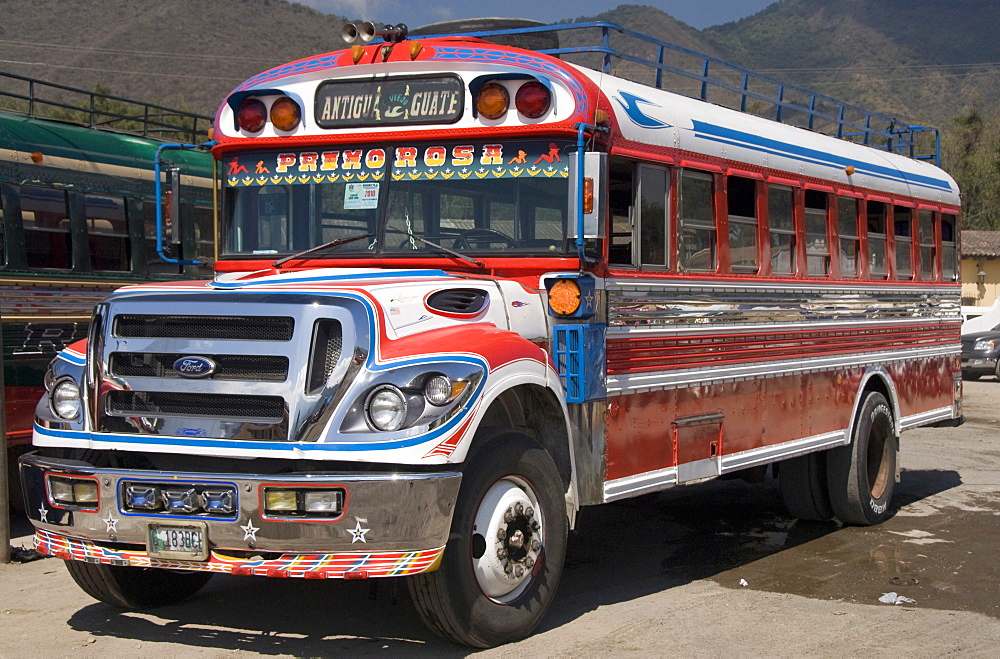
{"left": 173, "top": 356, "right": 217, "bottom": 378}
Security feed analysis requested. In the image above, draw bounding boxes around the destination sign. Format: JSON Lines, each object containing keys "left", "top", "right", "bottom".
{"left": 315, "top": 74, "right": 464, "bottom": 129}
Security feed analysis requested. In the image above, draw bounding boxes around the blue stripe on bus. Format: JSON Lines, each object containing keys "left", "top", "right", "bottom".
{"left": 690, "top": 120, "right": 954, "bottom": 194}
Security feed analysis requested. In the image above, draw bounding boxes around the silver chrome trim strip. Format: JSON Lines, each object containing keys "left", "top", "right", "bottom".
{"left": 720, "top": 430, "right": 848, "bottom": 472}
{"left": 899, "top": 406, "right": 954, "bottom": 431}
{"left": 607, "top": 344, "right": 959, "bottom": 395}
{"left": 603, "top": 466, "right": 678, "bottom": 502}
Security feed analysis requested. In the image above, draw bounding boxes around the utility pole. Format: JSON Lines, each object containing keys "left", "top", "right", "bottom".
{"left": 0, "top": 318, "right": 11, "bottom": 563}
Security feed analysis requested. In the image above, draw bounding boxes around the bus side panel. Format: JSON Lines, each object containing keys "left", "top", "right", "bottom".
{"left": 604, "top": 369, "right": 865, "bottom": 482}
{"left": 885, "top": 354, "right": 960, "bottom": 421}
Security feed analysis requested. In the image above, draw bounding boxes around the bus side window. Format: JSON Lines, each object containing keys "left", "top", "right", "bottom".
{"left": 918, "top": 210, "right": 936, "bottom": 280}
{"left": 193, "top": 205, "right": 215, "bottom": 272}
{"left": 894, "top": 205, "right": 913, "bottom": 280}
{"left": 867, "top": 201, "right": 888, "bottom": 278}
{"left": 0, "top": 190, "right": 5, "bottom": 267}
{"left": 769, "top": 185, "right": 795, "bottom": 275}
{"left": 21, "top": 186, "right": 71, "bottom": 270}
{"left": 608, "top": 158, "right": 635, "bottom": 266}
{"left": 85, "top": 194, "right": 130, "bottom": 272}
{"left": 804, "top": 190, "right": 830, "bottom": 276}
{"left": 942, "top": 213, "right": 958, "bottom": 281}
{"left": 679, "top": 170, "right": 716, "bottom": 272}
{"left": 727, "top": 175, "right": 758, "bottom": 274}
{"left": 838, "top": 196, "right": 860, "bottom": 278}
{"left": 639, "top": 164, "right": 668, "bottom": 268}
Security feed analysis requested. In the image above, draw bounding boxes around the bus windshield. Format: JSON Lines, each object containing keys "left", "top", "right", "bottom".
{"left": 222, "top": 140, "right": 573, "bottom": 260}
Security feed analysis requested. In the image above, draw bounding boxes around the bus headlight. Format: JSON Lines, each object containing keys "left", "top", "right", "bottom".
{"left": 51, "top": 380, "right": 81, "bottom": 419}
{"left": 366, "top": 385, "right": 407, "bottom": 431}
{"left": 424, "top": 374, "right": 468, "bottom": 406}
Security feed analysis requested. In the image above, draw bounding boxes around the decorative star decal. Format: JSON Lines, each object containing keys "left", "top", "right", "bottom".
{"left": 38, "top": 505, "right": 48, "bottom": 523}
{"left": 349, "top": 519, "right": 370, "bottom": 544}
{"left": 241, "top": 519, "right": 259, "bottom": 542}
{"left": 103, "top": 513, "right": 118, "bottom": 533}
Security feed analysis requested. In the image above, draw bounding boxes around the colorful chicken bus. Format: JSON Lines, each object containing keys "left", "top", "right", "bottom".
{"left": 18, "top": 22, "right": 961, "bottom": 647}
{"left": 1, "top": 77, "right": 215, "bottom": 507}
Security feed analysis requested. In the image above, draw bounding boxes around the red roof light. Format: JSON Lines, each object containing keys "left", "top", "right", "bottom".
{"left": 515, "top": 81, "right": 551, "bottom": 119}
{"left": 236, "top": 97, "right": 267, "bottom": 133}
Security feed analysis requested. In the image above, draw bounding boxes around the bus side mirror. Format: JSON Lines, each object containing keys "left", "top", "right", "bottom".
{"left": 568, "top": 152, "right": 607, "bottom": 239}
{"left": 168, "top": 167, "right": 182, "bottom": 245}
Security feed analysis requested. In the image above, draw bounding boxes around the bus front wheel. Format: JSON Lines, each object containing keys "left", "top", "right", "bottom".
{"left": 65, "top": 560, "right": 212, "bottom": 609}
{"left": 407, "top": 431, "right": 567, "bottom": 648}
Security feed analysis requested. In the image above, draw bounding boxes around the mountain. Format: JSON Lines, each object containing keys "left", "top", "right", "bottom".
{"left": 703, "top": 0, "right": 1000, "bottom": 123}
{"left": 0, "top": 0, "right": 349, "bottom": 116}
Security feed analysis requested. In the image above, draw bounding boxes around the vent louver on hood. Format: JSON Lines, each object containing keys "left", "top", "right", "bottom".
{"left": 425, "top": 288, "right": 489, "bottom": 316}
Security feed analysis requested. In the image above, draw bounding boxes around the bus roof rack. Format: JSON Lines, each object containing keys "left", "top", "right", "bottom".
{"left": 413, "top": 21, "right": 941, "bottom": 166}
{"left": 0, "top": 71, "right": 212, "bottom": 144}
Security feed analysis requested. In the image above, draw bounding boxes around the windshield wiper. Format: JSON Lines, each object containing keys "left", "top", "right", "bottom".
{"left": 385, "top": 228, "right": 484, "bottom": 268}
{"left": 272, "top": 233, "right": 373, "bottom": 268}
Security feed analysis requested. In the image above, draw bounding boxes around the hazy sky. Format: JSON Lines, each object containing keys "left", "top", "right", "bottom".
{"left": 295, "top": 1, "right": 780, "bottom": 30}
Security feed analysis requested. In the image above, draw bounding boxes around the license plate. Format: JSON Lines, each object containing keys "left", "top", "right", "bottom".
{"left": 147, "top": 521, "right": 209, "bottom": 561}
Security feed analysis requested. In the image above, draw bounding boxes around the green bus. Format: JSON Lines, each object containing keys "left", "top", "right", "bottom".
{"left": 1, "top": 88, "right": 217, "bottom": 504}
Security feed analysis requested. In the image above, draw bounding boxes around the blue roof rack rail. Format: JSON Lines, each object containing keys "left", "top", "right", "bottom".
{"left": 415, "top": 21, "right": 941, "bottom": 166}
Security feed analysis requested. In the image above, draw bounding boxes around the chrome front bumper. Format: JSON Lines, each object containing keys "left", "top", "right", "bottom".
{"left": 19, "top": 452, "right": 461, "bottom": 579}
{"left": 961, "top": 356, "right": 998, "bottom": 372}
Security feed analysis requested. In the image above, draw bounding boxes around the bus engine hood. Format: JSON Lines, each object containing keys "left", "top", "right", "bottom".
{"left": 208, "top": 267, "right": 548, "bottom": 342}
{"left": 33, "top": 267, "right": 554, "bottom": 464}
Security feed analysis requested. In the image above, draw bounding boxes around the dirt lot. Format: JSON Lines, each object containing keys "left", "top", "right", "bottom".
{"left": 3, "top": 380, "right": 1000, "bottom": 656}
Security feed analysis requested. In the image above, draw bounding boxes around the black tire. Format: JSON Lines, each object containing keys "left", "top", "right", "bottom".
{"left": 827, "top": 391, "right": 897, "bottom": 526}
{"left": 407, "top": 431, "right": 568, "bottom": 648}
{"left": 7, "top": 445, "right": 29, "bottom": 513}
{"left": 65, "top": 560, "right": 212, "bottom": 609}
{"left": 779, "top": 451, "right": 835, "bottom": 521}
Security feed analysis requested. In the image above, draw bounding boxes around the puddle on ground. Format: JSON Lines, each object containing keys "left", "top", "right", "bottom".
{"left": 564, "top": 469, "right": 1000, "bottom": 618}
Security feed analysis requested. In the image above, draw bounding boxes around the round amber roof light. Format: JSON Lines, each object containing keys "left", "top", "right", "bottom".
{"left": 270, "top": 96, "right": 301, "bottom": 132}
{"left": 476, "top": 82, "right": 509, "bottom": 121}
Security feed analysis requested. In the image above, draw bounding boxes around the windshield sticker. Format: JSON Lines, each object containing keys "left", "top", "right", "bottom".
{"left": 225, "top": 142, "right": 570, "bottom": 187}
{"left": 344, "top": 182, "right": 380, "bottom": 209}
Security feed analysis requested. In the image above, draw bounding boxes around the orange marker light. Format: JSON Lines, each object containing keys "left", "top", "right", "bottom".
{"left": 583, "top": 177, "right": 594, "bottom": 214}
{"left": 476, "top": 82, "right": 509, "bottom": 120}
{"left": 270, "top": 96, "right": 301, "bottom": 132}
{"left": 549, "top": 279, "right": 582, "bottom": 315}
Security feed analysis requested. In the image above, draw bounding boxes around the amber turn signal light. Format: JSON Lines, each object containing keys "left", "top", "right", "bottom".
{"left": 548, "top": 279, "right": 582, "bottom": 315}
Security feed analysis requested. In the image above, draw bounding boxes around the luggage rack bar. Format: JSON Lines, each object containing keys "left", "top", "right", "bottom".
{"left": 0, "top": 71, "right": 212, "bottom": 143}
{"left": 416, "top": 21, "right": 940, "bottom": 165}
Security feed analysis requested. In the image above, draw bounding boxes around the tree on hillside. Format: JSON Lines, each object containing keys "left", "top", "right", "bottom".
{"left": 943, "top": 107, "right": 1000, "bottom": 230}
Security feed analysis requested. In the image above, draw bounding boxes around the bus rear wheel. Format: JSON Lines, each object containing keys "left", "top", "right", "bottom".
{"left": 779, "top": 451, "right": 835, "bottom": 521}
{"left": 827, "top": 391, "right": 896, "bottom": 526}
{"left": 65, "top": 560, "right": 212, "bottom": 609}
{"left": 407, "top": 431, "right": 567, "bottom": 648}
